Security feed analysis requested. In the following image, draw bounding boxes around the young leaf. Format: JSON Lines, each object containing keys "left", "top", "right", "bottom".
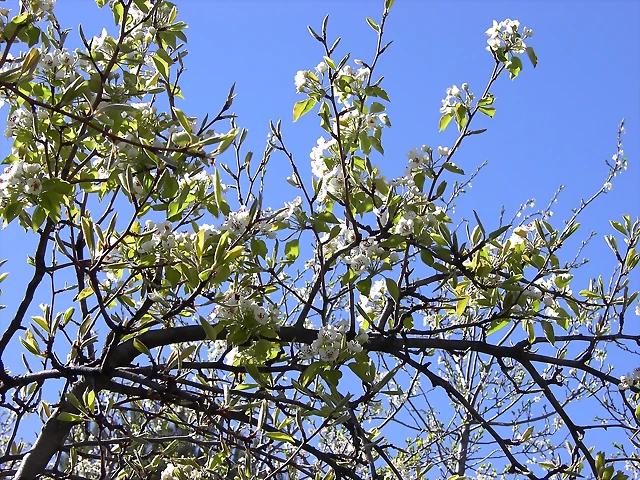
{"left": 293, "top": 99, "right": 316, "bottom": 122}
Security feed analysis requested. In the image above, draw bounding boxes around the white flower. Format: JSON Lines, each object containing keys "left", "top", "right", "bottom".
{"left": 139, "top": 238, "right": 159, "bottom": 254}
{"left": 437, "top": 146, "right": 449, "bottom": 157}
{"left": 504, "top": 19, "right": 520, "bottom": 34}
{"left": 315, "top": 62, "right": 328, "bottom": 74}
{"left": 161, "top": 464, "right": 177, "bottom": 480}
{"left": 347, "top": 340, "right": 363, "bottom": 354}
{"left": 348, "top": 253, "right": 370, "bottom": 275}
{"left": 24, "top": 177, "right": 43, "bottom": 195}
{"left": 619, "top": 375, "right": 630, "bottom": 391}
{"left": 635, "top": 305, "right": 640, "bottom": 316}
{"left": 486, "top": 36, "right": 501, "bottom": 51}
{"left": 131, "top": 177, "right": 145, "bottom": 196}
{"left": 523, "top": 285, "right": 542, "bottom": 300}
{"left": 299, "top": 344, "right": 315, "bottom": 360}
{"left": 222, "top": 207, "right": 250, "bottom": 235}
{"left": 318, "top": 346, "right": 339, "bottom": 362}
{"left": 225, "top": 347, "right": 240, "bottom": 365}
{"left": 252, "top": 305, "right": 269, "bottom": 325}
{"left": 604, "top": 181, "right": 613, "bottom": 191}
{"left": 294, "top": 70, "right": 308, "bottom": 92}
{"left": 394, "top": 211, "right": 416, "bottom": 237}
{"left": 523, "top": 27, "right": 534, "bottom": 38}
{"left": 355, "top": 329, "right": 369, "bottom": 344}
{"left": 485, "top": 20, "right": 501, "bottom": 38}
{"left": 91, "top": 28, "right": 109, "bottom": 51}
{"left": 336, "top": 320, "right": 349, "bottom": 333}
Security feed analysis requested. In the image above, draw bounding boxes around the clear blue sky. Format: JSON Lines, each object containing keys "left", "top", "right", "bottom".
{"left": 0, "top": 0, "right": 639, "bottom": 459}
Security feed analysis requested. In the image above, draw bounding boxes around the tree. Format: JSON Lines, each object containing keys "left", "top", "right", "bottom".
{"left": 0, "top": 0, "right": 638, "bottom": 479}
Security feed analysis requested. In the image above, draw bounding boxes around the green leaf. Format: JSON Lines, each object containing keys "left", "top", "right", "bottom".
{"left": 521, "top": 425, "right": 534, "bottom": 442}
{"left": 58, "top": 76, "right": 87, "bottom": 106}
{"left": 455, "top": 104, "right": 467, "bottom": 130}
{"left": 74, "top": 287, "right": 93, "bottom": 302}
{"left": 264, "top": 432, "right": 295, "bottom": 444}
{"left": 299, "top": 362, "right": 323, "bottom": 388}
{"left": 251, "top": 239, "right": 268, "bottom": 258}
{"left": 526, "top": 46, "right": 538, "bottom": 67}
{"left": 434, "top": 180, "right": 447, "bottom": 199}
{"left": 348, "top": 360, "right": 375, "bottom": 383}
{"left": 487, "top": 319, "right": 509, "bottom": 336}
{"left": 293, "top": 99, "right": 316, "bottom": 122}
{"left": 541, "top": 320, "right": 555, "bottom": 345}
{"left": 507, "top": 57, "right": 523, "bottom": 79}
{"left": 610, "top": 220, "right": 627, "bottom": 235}
{"left": 57, "top": 412, "right": 85, "bottom": 422}
{"left": 456, "top": 297, "right": 469, "bottom": 317}
{"left": 31, "top": 206, "right": 46, "bottom": 231}
{"left": 321, "top": 369, "right": 342, "bottom": 387}
{"left": 152, "top": 54, "right": 169, "bottom": 80}
{"left": 284, "top": 239, "right": 300, "bottom": 261}
{"left": 365, "top": 85, "right": 390, "bottom": 102}
{"left": 366, "top": 17, "right": 379, "bottom": 32}
{"left": 477, "top": 95, "right": 495, "bottom": 107}
{"left": 439, "top": 113, "right": 453, "bottom": 132}
{"left": 442, "top": 162, "right": 465, "bottom": 175}
{"left": 200, "top": 317, "right": 222, "bottom": 342}
{"left": 385, "top": 278, "right": 399, "bottom": 302}
{"left": 420, "top": 249, "right": 434, "bottom": 266}
{"left": 478, "top": 106, "right": 496, "bottom": 118}
{"left": 133, "top": 338, "right": 151, "bottom": 356}
{"left": 172, "top": 106, "right": 192, "bottom": 132}
{"left": 356, "top": 277, "right": 372, "bottom": 297}
{"left": 370, "top": 364, "right": 401, "bottom": 396}
{"left": 20, "top": 48, "right": 40, "bottom": 78}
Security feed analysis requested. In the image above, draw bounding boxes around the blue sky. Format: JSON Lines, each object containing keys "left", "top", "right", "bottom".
{"left": 0, "top": 0, "right": 639, "bottom": 462}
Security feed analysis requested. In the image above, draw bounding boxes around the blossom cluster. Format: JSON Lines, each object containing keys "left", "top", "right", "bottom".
{"left": 39, "top": 47, "right": 77, "bottom": 80}
{"left": 25, "top": 0, "right": 55, "bottom": 15}
{"left": 506, "top": 222, "right": 536, "bottom": 250}
{"left": 161, "top": 463, "right": 211, "bottom": 480}
{"left": 4, "top": 108, "right": 34, "bottom": 138}
{"left": 299, "top": 320, "right": 369, "bottom": 362}
{"left": 345, "top": 236, "right": 384, "bottom": 275}
{"left": 358, "top": 279, "right": 387, "bottom": 327}
{"left": 405, "top": 145, "right": 432, "bottom": 174}
{"left": 0, "top": 160, "right": 44, "bottom": 201}
{"left": 221, "top": 206, "right": 251, "bottom": 235}
{"left": 138, "top": 220, "right": 175, "bottom": 255}
{"left": 208, "top": 289, "right": 279, "bottom": 327}
{"left": 308, "top": 136, "right": 348, "bottom": 204}
{"left": 485, "top": 19, "right": 533, "bottom": 53}
{"left": 619, "top": 367, "right": 640, "bottom": 390}
{"left": 439, "top": 83, "right": 474, "bottom": 116}
{"left": 394, "top": 210, "right": 417, "bottom": 237}
{"left": 319, "top": 223, "right": 386, "bottom": 275}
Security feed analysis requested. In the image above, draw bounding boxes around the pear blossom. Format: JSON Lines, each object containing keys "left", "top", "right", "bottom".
{"left": 221, "top": 207, "right": 250, "bottom": 235}
{"left": 318, "top": 346, "right": 339, "bottom": 362}
{"left": 315, "top": 61, "right": 328, "bottom": 74}
{"left": 24, "top": 178, "right": 42, "bottom": 195}
{"left": 294, "top": 70, "right": 308, "bottom": 92}
{"left": 395, "top": 211, "right": 417, "bottom": 236}
{"left": 347, "top": 340, "right": 363, "bottom": 354}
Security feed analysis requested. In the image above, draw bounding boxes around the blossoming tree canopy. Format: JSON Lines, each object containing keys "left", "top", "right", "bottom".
{"left": 0, "top": 0, "right": 639, "bottom": 479}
